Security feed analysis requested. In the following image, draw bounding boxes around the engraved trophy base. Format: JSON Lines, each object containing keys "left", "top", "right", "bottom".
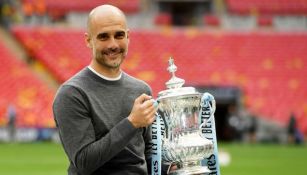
{"left": 169, "top": 165, "right": 211, "bottom": 175}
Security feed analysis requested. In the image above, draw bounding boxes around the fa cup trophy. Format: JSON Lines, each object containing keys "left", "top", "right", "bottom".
{"left": 151, "top": 58, "right": 220, "bottom": 175}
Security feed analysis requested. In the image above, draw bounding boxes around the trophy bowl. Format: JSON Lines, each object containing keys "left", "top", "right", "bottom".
{"left": 156, "top": 58, "right": 214, "bottom": 174}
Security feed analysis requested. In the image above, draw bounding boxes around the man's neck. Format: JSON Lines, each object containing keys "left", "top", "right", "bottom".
{"left": 89, "top": 62, "right": 121, "bottom": 79}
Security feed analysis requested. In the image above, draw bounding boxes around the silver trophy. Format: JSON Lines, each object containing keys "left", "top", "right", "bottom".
{"left": 156, "top": 58, "right": 215, "bottom": 175}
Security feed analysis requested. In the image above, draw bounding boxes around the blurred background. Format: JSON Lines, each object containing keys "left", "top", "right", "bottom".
{"left": 0, "top": 0, "right": 307, "bottom": 175}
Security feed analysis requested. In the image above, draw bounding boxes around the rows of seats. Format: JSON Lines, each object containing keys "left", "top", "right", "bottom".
{"left": 226, "top": 0, "right": 307, "bottom": 15}
{"left": 0, "top": 38, "right": 55, "bottom": 128}
{"left": 12, "top": 26, "right": 91, "bottom": 83}
{"left": 11, "top": 26, "right": 307, "bottom": 134}
{"left": 23, "top": 0, "right": 140, "bottom": 15}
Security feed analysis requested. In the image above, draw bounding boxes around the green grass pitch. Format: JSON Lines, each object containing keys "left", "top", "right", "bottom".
{"left": 0, "top": 142, "right": 306, "bottom": 175}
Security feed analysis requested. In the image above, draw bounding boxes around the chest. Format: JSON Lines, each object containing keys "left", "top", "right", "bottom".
{"left": 88, "top": 86, "right": 143, "bottom": 132}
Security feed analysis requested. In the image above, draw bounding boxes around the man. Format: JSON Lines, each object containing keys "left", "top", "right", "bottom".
{"left": 53, "top": 4, "right": 163, "bottom": 175}
{"left": 7, "top": 104, "right": 17, "bottom": 142}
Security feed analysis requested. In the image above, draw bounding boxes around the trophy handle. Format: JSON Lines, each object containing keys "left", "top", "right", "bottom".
{"left": 201, "top": 92, "right": 216, "bottom": 113}
{"left": 210, "top": 99, "right": 216, "bottom": 114}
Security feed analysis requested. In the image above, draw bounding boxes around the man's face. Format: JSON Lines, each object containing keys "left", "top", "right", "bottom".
{"left": 86, "top": 14, "right": 129, "bottom": 70}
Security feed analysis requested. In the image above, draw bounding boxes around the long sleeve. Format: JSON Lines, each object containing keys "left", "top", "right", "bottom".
{"left": 53, "top": 85, "right": 138, "bottom": 175}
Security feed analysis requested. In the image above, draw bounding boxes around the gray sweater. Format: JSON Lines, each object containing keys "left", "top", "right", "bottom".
{"left": 53, "top": 68, "right": 152, "bottom": 175}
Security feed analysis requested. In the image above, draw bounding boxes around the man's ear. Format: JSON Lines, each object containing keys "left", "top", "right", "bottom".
{"left": 126, "top": 29, "right": 130, "bottom": 44}
{"left": 85, "top": 33, "right": 92, "bottom": 48}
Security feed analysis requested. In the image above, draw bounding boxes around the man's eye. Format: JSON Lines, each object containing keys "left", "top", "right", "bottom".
{"left": 97, "top": 33, "right": 108, "bottom": 40}
{"left": 115, "top": 32, "right": 125, "bottom": 39}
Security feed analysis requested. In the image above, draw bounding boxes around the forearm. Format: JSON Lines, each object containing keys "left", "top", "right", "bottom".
{"left": 73, "top": 118, "right": 138, "bottom": 174}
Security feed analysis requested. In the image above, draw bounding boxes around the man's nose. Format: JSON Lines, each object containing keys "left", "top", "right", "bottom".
{"left": 107, "top": 37, "right": 119, "bottom": 49}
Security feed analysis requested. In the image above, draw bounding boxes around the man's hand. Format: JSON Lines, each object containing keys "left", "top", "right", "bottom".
{"left": 128, "top": 94, "right": 157, "bottom": 128}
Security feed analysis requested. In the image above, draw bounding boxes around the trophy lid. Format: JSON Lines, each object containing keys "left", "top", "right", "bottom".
{"left": 157, "top": 57, "right": 201, "bottom": 100}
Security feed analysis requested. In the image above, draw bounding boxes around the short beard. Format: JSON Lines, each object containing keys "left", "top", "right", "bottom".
{"left": 94, "top": 48, "right": 126, "bottom": 69}
{"left": 96, "top": 57, "right": 122, "bottom": 69}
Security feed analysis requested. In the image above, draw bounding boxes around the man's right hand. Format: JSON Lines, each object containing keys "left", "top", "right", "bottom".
{"left": 128, "top": 94, "right": 157, "bottom": 128}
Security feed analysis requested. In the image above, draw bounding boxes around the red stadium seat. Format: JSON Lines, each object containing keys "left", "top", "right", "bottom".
{"left": 203, "top": 15, "right": 221, "bottom": 26}
{"left": 12, "top": 26, "right": 91, "bottom": 83}
{"left": 154, "top": 13, "right": 172, "bottom": 26}
{"left": 257, "top": 15, "right": 273, "bottom": 27}
{"left": 22, "top": 0, "right": 141, "bottom": 16}
{"left": 226, "top": 0, "right": 307, "bottom": 15}
{"left": 0, "top": 38, "right": 55, "bottom": 128}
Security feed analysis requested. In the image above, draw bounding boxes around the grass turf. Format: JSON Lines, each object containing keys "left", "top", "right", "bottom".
{"left": 220, "top": 143, "right": 307, "bottom": 175}
{"left": 0, "top": 142, "right": 306, "bottom": 175}
{"left": 0, "top": 142, "right": 68, "bottom": 175}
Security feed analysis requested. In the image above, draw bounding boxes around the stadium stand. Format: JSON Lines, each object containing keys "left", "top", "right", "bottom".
{"left": 11, "top": 26, "right": 307, "bottom": 134}
{"left": 0, "top": 37, "right": 55, "bottom": 128}
{"left": 1, "top": 0, "right": 306, "bottom": 142}
{"left": 203, "top": 15, "right": 221, "bottom": 27}
{"left": 257, "top": 15, "right": 273, "bottom": 27}
{"left": 226, "top": 0, "right": 307, "bottom": 15}
{"left": 12, "top": 26, "right": 91, "bottom": 83}
{"left": 154, "top": 12, "right": 172, "bottom": 26}
{"left": 22, "top": 0, "right": 141, "bottom": 17}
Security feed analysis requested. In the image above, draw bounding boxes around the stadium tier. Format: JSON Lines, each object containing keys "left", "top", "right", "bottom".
{"left": 12, "top": 26, "right": 91, "bottom": 83}
{"left": 0, "top": 38, "right": 55, "bottom": 128}
{"left": 154, "top": 12, "right": 172, "bottom": 26}
{"left": 22, "top": 0, "right": 140, "bottom": 18}
{"left": 226, "top": 0, "right": 307, "bottom": 15}
{"left": 11, "top": 26, "right": 307, "bottom": 134}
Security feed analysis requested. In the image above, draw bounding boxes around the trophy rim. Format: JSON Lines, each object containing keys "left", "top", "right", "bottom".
{"left": 157, "top": 87, "right": 201, "bottom": 101}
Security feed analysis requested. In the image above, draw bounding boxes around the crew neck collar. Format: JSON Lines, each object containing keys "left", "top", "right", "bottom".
{"left": 87, "top": 66, "right": 122, "bottom": 81}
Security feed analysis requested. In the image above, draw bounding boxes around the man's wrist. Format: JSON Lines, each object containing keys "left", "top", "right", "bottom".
{"left": 127, "top": 115, "right": 139, "bottom": 128}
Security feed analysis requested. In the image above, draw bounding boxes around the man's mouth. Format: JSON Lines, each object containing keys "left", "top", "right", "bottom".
{"left": 103, "top": 49, "right": 124, "bottom": 58}
{"left": 105, "top": 52, "right": 120, "bottom": 57}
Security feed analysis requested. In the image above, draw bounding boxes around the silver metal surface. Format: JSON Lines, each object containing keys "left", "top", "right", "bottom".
{"left": 157, "top": 58, "right": 214, "bottom": 174}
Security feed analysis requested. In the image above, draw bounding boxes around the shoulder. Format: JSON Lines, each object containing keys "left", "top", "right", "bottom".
{"left": 62, "top": 68, "right": 91, "bottom": 88}
{"left": 54, "top": 68, "right": 91, "bottom": 102}
{"left": 123, "top": 72, "right": 149, "bottom": 86}
{"left": 123, "top": 72, "right": 152, "bottom": 91}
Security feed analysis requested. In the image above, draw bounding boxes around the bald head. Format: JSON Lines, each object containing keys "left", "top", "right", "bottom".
{"left": 84, "top": 4, "right": 130, "bottom": 77}
{"left": 87, "top": 5, "right": 127, "bottom": 35}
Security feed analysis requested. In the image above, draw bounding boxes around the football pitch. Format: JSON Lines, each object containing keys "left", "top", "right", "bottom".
{"left": 0, "top": 142, "right": 306, "bottom": 175}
